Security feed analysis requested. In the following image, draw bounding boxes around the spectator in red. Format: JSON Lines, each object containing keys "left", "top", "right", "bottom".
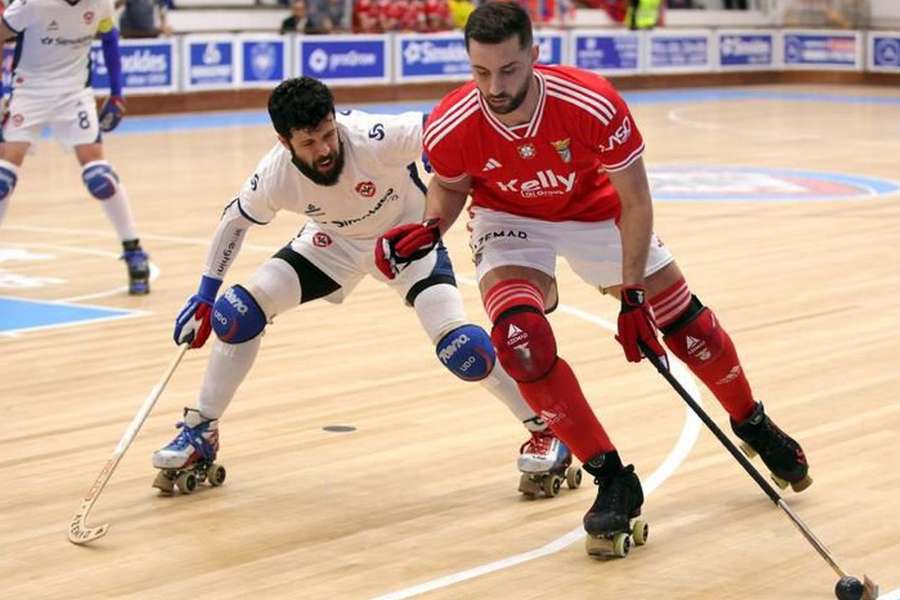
{"left": 424, "top": 0, "right": 453, "bottom": 32}
{"left": 353, "top": 0, "right": 380, "bottom": 32}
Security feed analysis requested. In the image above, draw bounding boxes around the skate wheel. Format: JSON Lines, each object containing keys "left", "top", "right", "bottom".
{"left": 612, "top": 532, "right": 631, "bottom": 558}
{"left": 791, "top": 475, "right": 813, "bottom": 493}
{"left": 176, "top": 472, "right": 198, "bottom": 494}
{"left": 542, "top": 475, "right": 562, "bottom": 497}
{"left": 770, "top": 474, "right": 789, "bottom": 490}
{"left": 739, "top": 441, "right": 758, "bottom": 459}
{"left": 208, "top": 464, "right": 227, "bottom": 487}
{"left": 152, "top": 471, "right": 175, "bottom": 494}
{"left": 566, "top": 466, "right": 582, "bottom": 490}
{"left": 632, "top": 519, "right": 649, "bottom": 546}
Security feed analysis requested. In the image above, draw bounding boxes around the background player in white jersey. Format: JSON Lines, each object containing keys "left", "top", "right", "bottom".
{"left": 0, "top": 0, "right": 149, "bottom": 294}
{"left": 151, "top": 77, "right": 579, "bottom": 496}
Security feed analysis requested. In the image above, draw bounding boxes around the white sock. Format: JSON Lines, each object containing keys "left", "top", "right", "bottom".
{"left": 100, "top": 183, "right": 138, "bottom": 242}
{"left": 197, "top": 335, "right": 263, "bottom": 419}
{"left": 480, "top": 361, "right": 540, "bottom": 425}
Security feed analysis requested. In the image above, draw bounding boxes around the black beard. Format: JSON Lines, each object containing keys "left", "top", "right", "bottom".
{"left": 485, "top": 76, "right": 531, "bottom": 115}
{"left": 290, "top": 142, "right": 345, "bottom": 186}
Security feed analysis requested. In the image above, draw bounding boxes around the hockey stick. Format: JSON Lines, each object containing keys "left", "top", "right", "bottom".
{"left": 67, "top": 343, "right": 190, "bottom": 545}
{"left": 637, "top": 342, "right": 879, "bottom": 600}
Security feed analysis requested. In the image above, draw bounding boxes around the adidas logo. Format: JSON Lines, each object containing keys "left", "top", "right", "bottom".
{"left": 538, "top": 409, "right": 560, "bottom": 425}
{"left": 48, "top": 20, "right": 59, "bottom": 31}
{"left": 305, "top": 203, "right": 324, "bottom": 215}
{"left": 482, "top": 158, "right": 502, "bottom": 172}
{"left": 716, "top": 365, "right": 742, "bottom": 385}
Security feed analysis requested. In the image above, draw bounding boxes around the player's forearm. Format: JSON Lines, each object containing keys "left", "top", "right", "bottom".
{"left": 202, "top": 200, "right": 255, "bottom": 281}
{"left": 100, "top": 28, "right": 123, "bottom": 97}
{"left": 425, "top": 177, "right": 469, "bottom": 235}
{"left": 609, "top": 159, "right": 654, "bottom": 286}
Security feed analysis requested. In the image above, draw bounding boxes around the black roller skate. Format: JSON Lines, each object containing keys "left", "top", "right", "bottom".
{"left": 517, "top": 429, "right": 582, "bottom": 498}
{"left": 731, "top": 402, "right": 812, "bottom": 493}
{"left": 583, "top": 452, "right": 648, "bottom": 558}
{"left": 152, "top": 408, "right": 225, "bottom": 495}
{"left": 121, "top": 241, "right": 150, "bottom": 295}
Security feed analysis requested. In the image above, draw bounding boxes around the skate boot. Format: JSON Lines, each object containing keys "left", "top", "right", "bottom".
{"left": 583, "top": 452, "right": 648, "bottom": 558}
{"left": 121, "top": 245, "right": 150, "bottom": 295}
{"left": 152, "top": 408, "right": 225, "bottom": 494}
{"left": 517, "top": 429, "right": 582, "bottom": 498}
{"left": 731, "top": 402, "right": 812, "bottom": 493}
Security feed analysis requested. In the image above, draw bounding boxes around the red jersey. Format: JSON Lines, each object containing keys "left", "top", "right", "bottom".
{"left": 423, "top": 64, "right": 644, "bottom": 222}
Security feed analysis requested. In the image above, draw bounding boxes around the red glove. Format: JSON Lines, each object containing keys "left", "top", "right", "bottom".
{"left": 616, "top": 285, "right": 666, "bottom": 363}
{"left": 375, "top": 218, "right": 441, "bottom": 279}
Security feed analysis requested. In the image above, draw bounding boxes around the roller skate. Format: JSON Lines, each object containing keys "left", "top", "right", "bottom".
{"left": 121, "top": 242, "right": 150, "bottom": 295}
{"left": 517, "top": 429, "right": 582, "bottom": 498}
{"left": 731, "top": 402, "right": 812, "bottom": 493}
{"left": 152, "top": 408, "right": 226, "bottom": 495}
{"left": 583, "top": 452, "right": 648, "bottom": 559}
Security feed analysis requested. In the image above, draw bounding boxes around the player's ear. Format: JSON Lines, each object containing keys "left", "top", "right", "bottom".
{"left": 276, "top": 135, "right": 291, "bottom": 151}
{"left": 530, "top": 44, "right": 539, "bottom": 65}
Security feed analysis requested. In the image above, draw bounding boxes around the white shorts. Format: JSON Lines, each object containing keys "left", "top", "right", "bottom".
{"left": 2, "top": 88, "right": 100, "bottom": 148}
{"left": 469, "top": 207, "right": 674, "bottom": 291}
{"left": 284, "top": 220, "right": 453, "bottom": 305}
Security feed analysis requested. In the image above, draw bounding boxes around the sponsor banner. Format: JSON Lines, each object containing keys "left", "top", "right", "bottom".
{"left": 535, "top": 30, "right": 566, "bottom": 66}
{"left": 297, "top": 35, "right": 390, "bottom": 86}
{"left": 395, "top": 32, "right": 469, "bottom": 82}
{"left": 718, "top": 30, "right": 777, "bottom": 70}
{"left": 782, "top": 30, "right": 862, "bottom": 70}
{"left": 647, "top": 30, "right": 713, "bottom": 73}
{"left": 239, "top": 35, "right": 287, "bottom": 87}
{"left": 183, "top": 35, "right": 238, "bottom": 90}
{"left": 868, "top": 32, "right": 900, "bottom": 72}
{"left": 90, "top": 39, "right": 177, "bottom": 94}
{"left": 649, "top": 166, "right": 900, "bottom": 202}
{"left": 571, "top": 30, "right": 640, "bottom": 74}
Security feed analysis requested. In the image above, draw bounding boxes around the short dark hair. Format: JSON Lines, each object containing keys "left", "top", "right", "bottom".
{"left": 267, "top": 76, "right": 335, "bottom": 139}
{"left": 464, "top": 2, "right": 533, "bottom": 51}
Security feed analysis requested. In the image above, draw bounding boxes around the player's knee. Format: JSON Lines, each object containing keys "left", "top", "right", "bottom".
{"left": 491, "top": 307, "right": 557, "bottom": 383}
{"left": 436, "top": 324, "right": 496, "bottom": 382}
{"left": 0, "top": 161, "right": 19, "bottom": 202}
{"left": 81, "top": 161, "right": 119, "bottom": 200}
{"left": 661, "top": 297, "right": 726, "bottom": 365}
{"left": 212, "top": 285, "right": 267, "bottom": 344}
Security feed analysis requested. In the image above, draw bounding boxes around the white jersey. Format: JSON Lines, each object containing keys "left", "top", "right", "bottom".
{"left": 2, "top": 0, "right": 116, "bottom": 94}
{"left": 237, "top": 109, "right": 426, "bottom": 241}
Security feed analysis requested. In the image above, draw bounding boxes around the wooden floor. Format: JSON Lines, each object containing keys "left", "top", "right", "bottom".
{"left": 1, "top": 84, "right": 898, "bottom": 599}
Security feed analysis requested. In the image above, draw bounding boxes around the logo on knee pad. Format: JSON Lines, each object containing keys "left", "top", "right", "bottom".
{"left": 686, "top": 335, "right": 711, "bottom": 361}
{"left": 436, "top": 325, "right": 496, "bottom": 382}
{"left": 224, "top": 287, "right": 249, "bottom": 315}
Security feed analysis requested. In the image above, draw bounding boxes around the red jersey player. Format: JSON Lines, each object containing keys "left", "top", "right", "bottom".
{"left": 376, "top": 2, "right": 811, "bottom": 557}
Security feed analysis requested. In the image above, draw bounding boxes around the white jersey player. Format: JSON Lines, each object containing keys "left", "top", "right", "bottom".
{"left": 0, "top": 0, "right": 149, "bottom": 293}
{"left": 152, "top": 77, "right": 579, "bottom": 497}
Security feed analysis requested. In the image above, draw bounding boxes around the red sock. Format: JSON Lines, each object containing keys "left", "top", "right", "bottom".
{"left": 517, "top": 357, "right": 616, "bottom": 462}
{"left": 661, "top": 305, "right": 756, "bottom": 422}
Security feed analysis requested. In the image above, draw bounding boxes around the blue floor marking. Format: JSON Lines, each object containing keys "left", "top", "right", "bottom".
{"left": 0, "top": 296, "right": 137, "bottom": 334}
{"left": 99, "top": 88, "right": 900, "bottom": 137}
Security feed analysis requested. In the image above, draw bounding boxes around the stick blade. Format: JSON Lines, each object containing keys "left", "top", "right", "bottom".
{"left": 67, "top": 514, "right": 110, "bottom": 545}
{"left": 862, "top": 575, "right": 880, "bottom": 600}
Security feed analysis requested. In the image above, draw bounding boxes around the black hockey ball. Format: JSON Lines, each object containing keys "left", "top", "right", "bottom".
{"left": 835, "top": 576, "right": 865, "bottom": 600}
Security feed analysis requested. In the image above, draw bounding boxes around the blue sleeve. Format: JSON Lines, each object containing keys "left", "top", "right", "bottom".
{"left": 100, "top": 28, "right": 123, "bottom": 97}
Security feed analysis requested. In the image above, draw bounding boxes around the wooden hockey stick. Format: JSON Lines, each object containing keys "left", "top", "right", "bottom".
{"left": 68, "top": 344, "right": 190, "bottom": 545}
{"left": 637, "top": 342, "right": 879, "bottom": 600}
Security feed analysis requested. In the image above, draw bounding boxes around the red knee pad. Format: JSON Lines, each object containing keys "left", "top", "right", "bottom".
{"left": 662, "top": 306, "right": 725, "bottom": 367}
{"left": 491, "top": 308, "right": 557, "bottom": 383}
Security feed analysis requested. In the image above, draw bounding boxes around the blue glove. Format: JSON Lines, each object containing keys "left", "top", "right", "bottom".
{"left": 98, "top": 96, "right": 125, "bottom": 133}
{"left": 174, "top": 276, "right": 222, "bottom": 348}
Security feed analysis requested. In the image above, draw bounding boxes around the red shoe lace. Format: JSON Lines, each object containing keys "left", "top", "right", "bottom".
{"left": 520, "top": 430, "right": 553, "bottom": 455}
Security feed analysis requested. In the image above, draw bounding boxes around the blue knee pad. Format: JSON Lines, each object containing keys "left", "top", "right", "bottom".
{"left": 81, "top": 162, "right": 119, "bottom": 200}
{"left": 436, "top": 324, "right": 496, "bottom": 382}
{"left": 212, "top": 285, "right": 267, "bottom": 343}
{"left": 0, "top": 164, "right": 18, "bottom": 202}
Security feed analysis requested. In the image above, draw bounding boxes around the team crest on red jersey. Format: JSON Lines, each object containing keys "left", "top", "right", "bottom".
{"left": 551, "top": 138, "right": 571, "bottom": 163}
{"left": 83, "top": 11, "right": 95, "bottom": 24}
{"left": 355, "top": 181, "right": 376, "bottom": 197}
{"left": 313, "top": 232, "right": 332, "bottom": 248}
{"left": 517, "top": 143, "right": 536, "bottom": 160}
